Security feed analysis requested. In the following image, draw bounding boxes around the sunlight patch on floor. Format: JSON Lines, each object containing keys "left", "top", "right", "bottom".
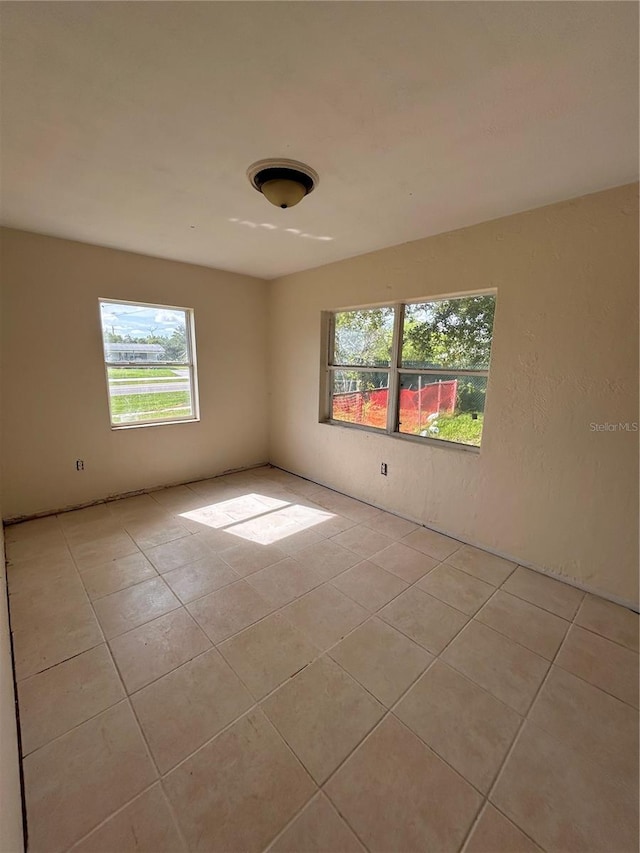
{"left": 180, "top": 494, "right": 336, "bottom": 544}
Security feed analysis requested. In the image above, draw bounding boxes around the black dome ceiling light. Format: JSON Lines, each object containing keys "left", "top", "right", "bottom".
{"left": 247, "top": 158, "right": 319, "bottom": 209}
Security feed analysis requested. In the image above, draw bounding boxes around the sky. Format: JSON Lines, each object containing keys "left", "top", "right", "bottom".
{"left": 100, "top": 302, "right": 186, "bottom": 339}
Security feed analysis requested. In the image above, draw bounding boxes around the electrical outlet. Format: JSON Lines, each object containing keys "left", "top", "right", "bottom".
{"left": 76, "top": 460, "right": 84, "bottom": 471}
{"left": 380, "top": 462, "right": 388, "bottom": 476}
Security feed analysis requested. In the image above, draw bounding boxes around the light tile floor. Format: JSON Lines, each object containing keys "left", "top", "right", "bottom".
{"left": 5, "top": 467, "right": 639, "bottom": 853}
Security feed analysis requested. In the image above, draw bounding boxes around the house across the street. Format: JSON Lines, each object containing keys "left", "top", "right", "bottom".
{"left": 103, "top": 343, "right": 165, "bottom": 362}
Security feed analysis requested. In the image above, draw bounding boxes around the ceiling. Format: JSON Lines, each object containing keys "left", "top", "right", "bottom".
{"left": 0, "top": 2, "right": 638, "bottom": 280}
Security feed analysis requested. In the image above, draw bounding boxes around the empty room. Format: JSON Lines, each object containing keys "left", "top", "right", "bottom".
{"left": 0, "top": 2, "right": 638, "bottom": 852}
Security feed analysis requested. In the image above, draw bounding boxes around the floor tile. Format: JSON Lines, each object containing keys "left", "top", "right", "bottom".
{"left": 268, "top": 793, "right": 364, "bottom": 853}
{"left": 144, "top": 534, "right": 214, "bottom": 573}
{"left": 329, "top": 618, "right": 432, "bottom": 707}
{"left": 442, "top": 621, "right": 549, "bottom": 714}
{"left": 219, "top": 542, "right": 288, "bottom": 577}
{"left": 465, "top": 804, "right": 541, "bottom": 853}
{"left": 502, "top": 566, "right": 584, "bottom": 619}
{"left": 162, "top": 554, "right": 238, "bottom": 603}
{"left": 401, "top": 527, "right": 461, "bottom": 561}
{"left": 7, "top": 550, "right": 78, "bottom": 597}
{"left": 151, "top": 483, "right": 206, "bottom": 513}
{"left": 295, "top": 539, "right": 361, "bottom": 581}
{"left": 325, "top": 715, "right": 482, "bottom": 853}
{"left": 363, "top": 511, "right": 418, "bottom": 541}
{"left": 9, "top": 572, "right": 90, "bottom": 629}
{"left": 187, "top": 579, "right": 273, "bottom": 643}
{"left": 220, "top": 505, "right": 323, "bottom": 548}
{"left": 575, "top": 593, "right": 639, "bottom": 652}
{"left": 331, "top": 561, "right": 408, "bottom": 611}
{"left": 395, "top": 660, "right": 521, "bottom": 793}
{"left": 380, "top": 587, "right": 468, "bottom": 653}
{"left": 476, "top": 590, "right": 569, "bottom": 660}
{"left": 107, "top": 495, "right": 164, "bottom": 525}
{"left": 314, "top": 492, "right": 381, "bottom": 523}
{"left": 79, "top": 552, "right": 158, "bottom": 601}
{"left": 275, "top": 528, "right": 325, "bottom": 556}
{"left": 245, "top": 557, "right": 321, "bottom": 607}
{"left": 5, "top": 514, "right": 61, "bottom": 542}
{"left": 132, "top": 648, "right": 253, "bottom": 772}
{"left": 109, "top": 608, "right": 211, "bottom": 694}
{"left": 262, "top": 656, "right": 384, "bottom": 783}
{"left": 528, "top": 665, "right": 638, "bottom": 785}
{"left": 447, "top": 544, "right": 516, "bottom": 586}
{"left": 418, "top": 563, "right": 494, "bottom": 615}
{"left": 70, "top": 530, "right": 139, "bottom": 571}
{"left": 313, "top": 513, "right": 358, "bottom": 539}
{"left": 23, "top": 702, "right": 157, "bottom": 853}
{"left": 69, "top": 784, "right": 185, "bottom": 853}
{"left": 555, "top": 624, "right": 639, "bottom": 708}
{"left": 219, "top": 613, "right": 318, "bottom": 699}
{"left": 17, "top": 644, "right": 125, "bottom": 755}
{"left": 163, "top": 709, "right": 315, "bottom": 853}
{"left": 58, "top": 504, "right": 113, "bottom": 532}
{"left": 93, "top": 577, "right": 180, "bottom": 639}
{"left": 12, "top": 603, "right": 103, "bottom": 681}
{"left": 125, "top": 518, "right": 191, "bottom": 550}
{"left": 331, "top": 524, "right": 394, "bottom": 559}
{"left": 63, "top": 518, "right": 124, "bottom": 549}
{"left": 492, "top": 721, "right": 639, "bottom": 853}
{"left": 5, "top": 528, "right": 68, "bottom": 564}
{"left": 370, "top": 541, "right": 438, "bottom": 582}
{"left": 281, "top": 585, "right": 368, "bottom": 650}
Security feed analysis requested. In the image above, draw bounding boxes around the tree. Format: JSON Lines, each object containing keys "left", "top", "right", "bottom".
{"left": 402, "top": 295, "right": 495, "bottom": 369}
{"left": 163, "top": 326, "right": 187, "bottom": 361}
{"left": 334, "top": 308, "right": 394, "bottom": 366}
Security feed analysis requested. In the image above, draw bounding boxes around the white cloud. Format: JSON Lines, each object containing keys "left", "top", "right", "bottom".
{"left": 154, "top": 309, "right": 183, "bottom": 325}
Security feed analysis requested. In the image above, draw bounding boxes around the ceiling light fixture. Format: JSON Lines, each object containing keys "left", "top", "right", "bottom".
{"left": 247, "top": 158, "right": 318, "bottom": 209}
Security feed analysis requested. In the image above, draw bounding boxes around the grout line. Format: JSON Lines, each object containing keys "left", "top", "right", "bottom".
{"left": 262, "top": 788, "right": 369, "bottom": 853}
{"left": 7, "top": 473, "right": 639, "bottom": 853}
{"left": 2, "top": 560, "right": 30, "bottom": 851}
{"left": 271, "top": 465, "right": 640, "bottom": 613}
{"left": 63, "top": 780, "right": 163, "bottom": 852}
{"left": 455, "top": 601, "right": 572, "bottom": 853}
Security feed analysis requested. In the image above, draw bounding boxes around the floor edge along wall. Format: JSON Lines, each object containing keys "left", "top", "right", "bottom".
{"left": 3, "top": 465, "right": 637, "bottom": 615}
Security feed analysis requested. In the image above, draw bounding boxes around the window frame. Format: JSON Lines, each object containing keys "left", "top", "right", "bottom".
{"left": 99, "top": 297, "right": 200, "bottom": 430}
{"left": 321, "top": 291, "right": 495, "bottom": 452}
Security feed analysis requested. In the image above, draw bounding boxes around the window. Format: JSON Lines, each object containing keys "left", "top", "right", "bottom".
{"left": 99, "top": 299, "right": 199, "bottom": 428}
{"left": 324, "top": 293, "right": 495, "bottom": 448}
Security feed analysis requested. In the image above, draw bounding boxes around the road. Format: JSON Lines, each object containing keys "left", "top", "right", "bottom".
{"left": 109, "top": 381, "right": 190, "bottom": 396}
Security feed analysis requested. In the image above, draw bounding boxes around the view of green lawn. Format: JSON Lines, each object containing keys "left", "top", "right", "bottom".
{"left": 429, "top": 412, "right": 483, "bottom": 446}
{"left": 107, "top": 367, "right": 181, "bottom": 379}
{"left": 110, "top": 390, "right": 192, "bottom": 424}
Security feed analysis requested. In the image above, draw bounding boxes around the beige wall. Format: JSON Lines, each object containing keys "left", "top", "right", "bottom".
{"left": 0, "top": 229, "right": 269, "bottom": 519}
{"left": 0, "top": 275, "right": 24, "bottom": 851}
{"left": 268, "top": 184, "right": 639, "bottom": 606}
{"left": 0, "top": 526, "right": 24, "bottom": 853}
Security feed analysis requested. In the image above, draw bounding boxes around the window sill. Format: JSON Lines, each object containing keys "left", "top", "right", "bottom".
{"left": 320, "top": 418, "right": 481, "bottom": 454}
{"left": 111, "top": 417, "right": 200, "bottom": 431}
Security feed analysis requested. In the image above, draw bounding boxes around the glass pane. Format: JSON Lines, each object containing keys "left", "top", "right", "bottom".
{"left": 107, "top": 366, "right": 194, "bottom": 425}
{"left": 333, "top": 307, "right": 395, "bottom": 367}
{"left": 398, "top": 373, "right": 487, "bottom": 447}
{"left": 331, "top": 370, "right": 389, "bottom": 430}
{"left": 100, "top": 301, "right": 189, "bottom": 364}
{"left": 402, "top": 295, "right": 495, "bottom": 370}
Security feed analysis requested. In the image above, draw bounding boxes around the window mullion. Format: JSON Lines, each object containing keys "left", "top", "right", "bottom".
{"left": 386, "top": 304, "right": 403, "bottom": 434}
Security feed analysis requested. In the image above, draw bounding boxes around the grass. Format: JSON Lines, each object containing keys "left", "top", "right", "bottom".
{"left": 111, "top": 390, "right": 192, "bottom": 423}
{"left": 107, "top": 368, "right": 180, "bottom": 379}
{"left": 431, "top": 412, "right": 484, "bottom": 446}
{"left": 110, "top": 376, "right": 185, "bottom": 386}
